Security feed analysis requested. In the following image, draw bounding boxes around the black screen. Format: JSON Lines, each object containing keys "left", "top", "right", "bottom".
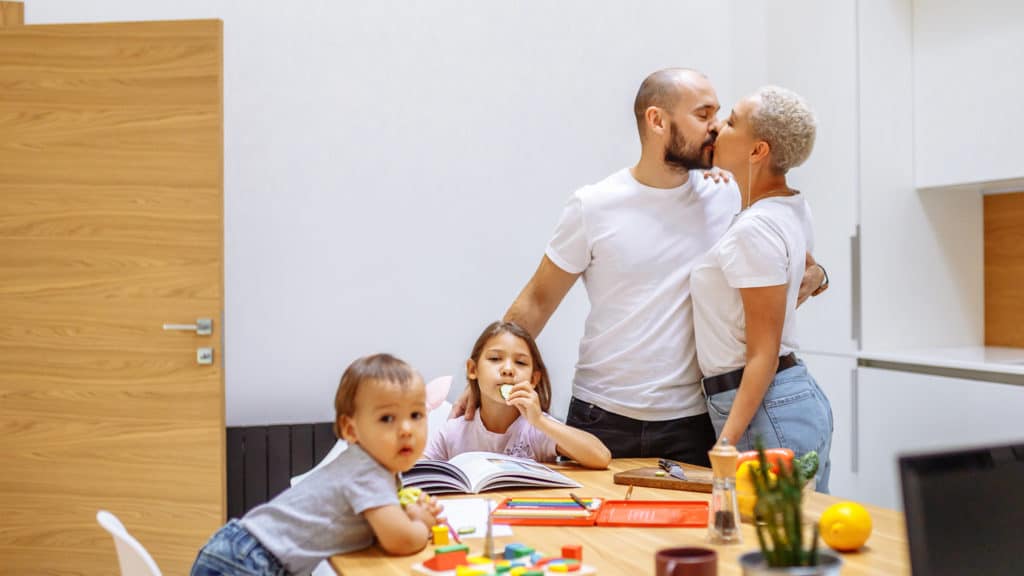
{"left": 900, "top": 444, "right": 1024, "bottom": 576}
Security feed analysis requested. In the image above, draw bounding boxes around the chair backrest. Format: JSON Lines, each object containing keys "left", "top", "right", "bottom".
{"left": 96, "top": 510, "right": 163, "bottom": 576}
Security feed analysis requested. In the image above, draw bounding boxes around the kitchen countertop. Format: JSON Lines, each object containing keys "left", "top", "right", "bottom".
{"left": 857, "top": 346, "right": 1024, "bottom": 377}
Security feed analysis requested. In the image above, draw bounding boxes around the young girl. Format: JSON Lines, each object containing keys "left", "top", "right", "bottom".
{"left": 423, "top": 321, "right": 611, "bottom": 469}
{"left": 191, "top": 354, "right": 444, "bottom": 576}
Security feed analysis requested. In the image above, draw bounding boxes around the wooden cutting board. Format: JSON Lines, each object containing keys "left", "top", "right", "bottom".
{"left": 613, "top": 465, "right": 714, "bottom": 493}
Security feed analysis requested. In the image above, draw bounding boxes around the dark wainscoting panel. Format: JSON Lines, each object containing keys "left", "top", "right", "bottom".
{"left": 226, "top": 422, "right": 336, "bottom": 519}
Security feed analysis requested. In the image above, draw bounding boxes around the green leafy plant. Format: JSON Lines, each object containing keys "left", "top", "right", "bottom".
{"left": 750, "top": 438, "right": 820, "bottom": 567}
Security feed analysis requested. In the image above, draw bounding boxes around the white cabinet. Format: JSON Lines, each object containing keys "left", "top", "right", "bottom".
{"left": 858, "top": 0, "right": 984, "bottom": 353}
{"left": 855, "top": 366, "right": 1024, "bottom": 509}
{"left": 912, "top": 0, "right": 1024, "bottom": 188}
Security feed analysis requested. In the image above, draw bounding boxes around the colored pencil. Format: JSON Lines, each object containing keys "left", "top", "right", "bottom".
{"left": 492, "top": 509, "right": 592, "bottom": 518}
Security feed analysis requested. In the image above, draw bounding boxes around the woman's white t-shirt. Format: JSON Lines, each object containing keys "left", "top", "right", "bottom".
{"left": 691, "top": 194, "right": 814, "bottom": 378}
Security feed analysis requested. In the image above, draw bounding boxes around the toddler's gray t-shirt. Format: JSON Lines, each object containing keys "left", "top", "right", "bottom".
{"left": 241, "top": 443, "right": 399, "bottom": 575}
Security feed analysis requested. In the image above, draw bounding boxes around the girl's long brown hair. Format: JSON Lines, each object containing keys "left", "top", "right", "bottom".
{"left": 467, "top": 321, "right": 551, "bottom": 411}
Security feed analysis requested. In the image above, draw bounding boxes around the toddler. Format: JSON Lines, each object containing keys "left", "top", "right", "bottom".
{"left": 191, "top": 354, "right": 443, "bottom": 575}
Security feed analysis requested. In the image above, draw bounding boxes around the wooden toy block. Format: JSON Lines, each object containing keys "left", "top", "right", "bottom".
{"left": 432, "top": 525, "right": 450, "bottom": 545}
{"left": 561, "top": 545, "right": 582, "bottom": 561}
{"left": 411, "top": 543, "right": 597, "bottom": 576}
{"left": 436, "top": 544, "right": 471, "bottom": 554}
{"left": 423, "top": 545, "right": 469, "bottom": 571}
{"left": 411, "top": 562, "right": 596, "bottom": 575}
{"left": 503, "top": 543, "right": 528, "bottom": 560}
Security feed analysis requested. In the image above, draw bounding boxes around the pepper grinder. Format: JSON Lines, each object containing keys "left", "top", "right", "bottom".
{"left": 707, "top": 437, "right": 742, "bottom": 544}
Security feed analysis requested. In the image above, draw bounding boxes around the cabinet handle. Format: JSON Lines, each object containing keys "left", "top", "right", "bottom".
{"left": 851, "top": 227, "right": 861, "bottom": 346}
{"left": 851, "top": 368, "right": 859, "bottom": 474}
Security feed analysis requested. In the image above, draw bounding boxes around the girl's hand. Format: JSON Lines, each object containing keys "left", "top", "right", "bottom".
{"left": 506, "top": 380, "right": 542, "bottom": 424}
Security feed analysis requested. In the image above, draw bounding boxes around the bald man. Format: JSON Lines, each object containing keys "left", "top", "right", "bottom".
{"left": 456, "top": 69, "right": 827, "bottom": 465}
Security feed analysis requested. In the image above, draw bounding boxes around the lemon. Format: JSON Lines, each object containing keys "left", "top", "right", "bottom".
{"left": 819, "top": 501, "right": 873, "bottom": 551}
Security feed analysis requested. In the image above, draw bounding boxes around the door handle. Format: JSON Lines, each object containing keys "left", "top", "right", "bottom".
{"left": 162, "top": 318, "right": 213, "bottom": 336}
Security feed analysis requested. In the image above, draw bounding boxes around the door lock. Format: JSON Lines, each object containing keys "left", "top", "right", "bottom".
{"left": 196, "top": 347, "right": 214, "bottom": 365}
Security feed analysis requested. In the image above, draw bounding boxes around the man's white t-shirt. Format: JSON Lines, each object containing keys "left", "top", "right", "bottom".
{"left": 691, "top": 194, "right": 813, "bottom": 378}
{"left": 546, "top": 168, "right": 738, "bottom": 421}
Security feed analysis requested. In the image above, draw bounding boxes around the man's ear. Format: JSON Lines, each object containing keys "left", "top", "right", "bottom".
{"left": 645, "top": 106, "right": 667, "bottom": 135}
{"left": 338, "top": 415, "right": 359, "bottom": 443}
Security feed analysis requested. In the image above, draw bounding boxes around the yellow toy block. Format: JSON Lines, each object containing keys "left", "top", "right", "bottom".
{"left": 431, "top": 525, "right": 449, "bottom": 546}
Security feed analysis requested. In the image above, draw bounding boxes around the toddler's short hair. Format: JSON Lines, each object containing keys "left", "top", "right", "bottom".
{"left": 334, "top": 353, "right": 419, "bottom": 437}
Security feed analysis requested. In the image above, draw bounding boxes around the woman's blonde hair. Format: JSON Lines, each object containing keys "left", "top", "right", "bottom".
{"left": 750, "top": 85, "right": 817, "bottom": 174}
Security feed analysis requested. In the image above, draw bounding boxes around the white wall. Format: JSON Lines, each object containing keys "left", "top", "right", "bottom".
{"left": 27, "top": 0, "right": 879, "bottom": 425}
{"left": 29, "top": 0, "right": 755, "bottom": 425}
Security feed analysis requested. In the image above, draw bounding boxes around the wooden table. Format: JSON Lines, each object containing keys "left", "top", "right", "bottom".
{"left": 330, "top": 459, "right": 910, "bottom": 575}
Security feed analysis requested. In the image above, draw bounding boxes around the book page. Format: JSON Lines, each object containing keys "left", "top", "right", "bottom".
{"left": 401, "top": 459, "right": 472, "bottom": 494}
{"left": 448, "top": 451, "right": 580, "bottom": 492}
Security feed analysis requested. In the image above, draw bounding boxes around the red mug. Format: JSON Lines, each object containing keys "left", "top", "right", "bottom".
{"left": 655, "top": 547, "right": 717, "bottom": 576}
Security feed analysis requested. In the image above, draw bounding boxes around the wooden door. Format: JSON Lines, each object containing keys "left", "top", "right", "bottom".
{"left": 0, "top": 18, "right": 224, "bottom": 575}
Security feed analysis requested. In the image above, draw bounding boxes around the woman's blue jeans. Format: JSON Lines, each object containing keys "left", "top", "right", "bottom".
{"left": 705, "top": 361, "right": 834, "bottom": 493}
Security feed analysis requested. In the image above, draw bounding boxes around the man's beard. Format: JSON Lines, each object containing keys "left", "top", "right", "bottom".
{"left": 664, "top": 121, "right": 716, "bottom": 171}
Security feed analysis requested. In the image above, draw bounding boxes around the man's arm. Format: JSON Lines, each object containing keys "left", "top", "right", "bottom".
{"left": 503, "top": 255, "right": 581, "bottom": 338}
{"left": 797, "top": 252, "right": 828, "bottom": 307}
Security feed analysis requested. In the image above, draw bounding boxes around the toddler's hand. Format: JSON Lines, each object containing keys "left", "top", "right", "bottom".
{"left": 421, "top": 492, "right": 444, "bottom": 521}
{"left": 405, "top": 493, "right": 442, "bottom": 528}
{"left": 506, "top": 380, "right": 542, "bottom": 424}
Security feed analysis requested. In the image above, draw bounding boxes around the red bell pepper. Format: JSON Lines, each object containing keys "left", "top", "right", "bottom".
{"left": 736, "top": 448, "right": 794, "bottom": 474}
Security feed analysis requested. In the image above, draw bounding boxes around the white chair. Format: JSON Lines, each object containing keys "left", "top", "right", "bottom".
{"left": 96, "top": 510, "right": 163, "bottom": 576}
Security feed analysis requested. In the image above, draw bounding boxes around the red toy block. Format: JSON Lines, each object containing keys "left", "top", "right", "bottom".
{"left": 422, "top": 549, "right": 468, "bottom": 571}
{"left": 562, "top": 544, "right": 583, "bottom": 561}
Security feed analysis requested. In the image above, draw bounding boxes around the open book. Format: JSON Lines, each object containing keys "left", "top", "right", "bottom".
{"left": 402, "top": 451, "right": 581, "bottom": 495}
